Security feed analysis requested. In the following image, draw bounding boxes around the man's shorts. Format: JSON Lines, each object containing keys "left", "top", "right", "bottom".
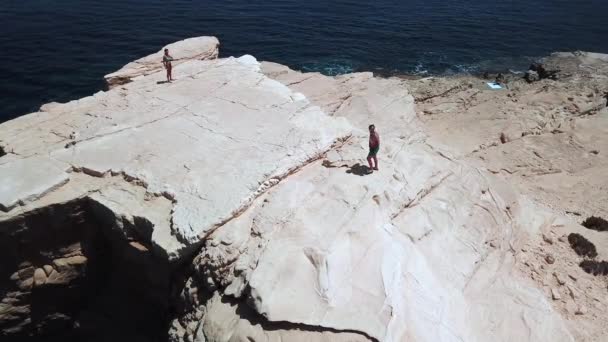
{"left": 368, "top": 145, "right": 380, "bottom": 157}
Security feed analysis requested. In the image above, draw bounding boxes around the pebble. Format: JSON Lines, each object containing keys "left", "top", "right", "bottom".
{"left": 575, "top": 305, "right": 587, "bottom": 315}
{"left": 542, "top": 233, "right": 553, "bottom": 244}
{"left": 568, "top": 273, "right": 577, "bottom": 281}
{"left": 33, "top": 268, "right": 47, "bottom": 287}
{"left": 551, "top": 288, "right": 562, "bottom": 300}
{"left": 545, "top": 254, "right": 556, "bottom": 264}
{"left": 558, "top": 235, "right": 568, "bottom": 242}
{"left": 565, "top": 300, "right": 577, "bottom": 314}
{"left": 554, "top": 272, "right": 567, "bottom": 285}
{"left": 42, "top": 265, "right": 54, "bottom": 277}
{"left": 567, "top": 284, "right": 579, "bottom": 299}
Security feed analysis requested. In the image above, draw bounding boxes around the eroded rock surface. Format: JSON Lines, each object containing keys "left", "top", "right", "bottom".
{"left": 1, "top": 38, "right": 607, "bottom": 341}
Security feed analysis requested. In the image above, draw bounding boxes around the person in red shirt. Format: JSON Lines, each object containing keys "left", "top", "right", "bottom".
{"left": 367, "top": 124, "right": 380, "bottom": 172}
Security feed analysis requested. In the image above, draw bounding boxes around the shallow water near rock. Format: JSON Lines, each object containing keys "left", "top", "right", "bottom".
{"left": 1, "top": 0, "right": 608, "bottom": 120}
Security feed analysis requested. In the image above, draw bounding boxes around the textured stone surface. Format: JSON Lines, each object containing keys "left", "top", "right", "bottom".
{"left": 1, "top": 39, "right": 607, "bottom": 341}
{"left": 0, "top": 42, "right": 351, "bottom": 259}
{"left": 0, "top": 156, "right": 69, "bottom": 211}
{"left": 104, "top": 36, "right": 220, "bottom": 88}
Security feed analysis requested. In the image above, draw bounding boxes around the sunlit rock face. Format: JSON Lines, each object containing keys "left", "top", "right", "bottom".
{"left": 2, "top": 38, "right": 607, "bottom": 342}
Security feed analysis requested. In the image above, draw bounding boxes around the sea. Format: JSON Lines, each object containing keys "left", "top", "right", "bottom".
{"left": 1, "top": 0, "right": 607, "bottom": 122}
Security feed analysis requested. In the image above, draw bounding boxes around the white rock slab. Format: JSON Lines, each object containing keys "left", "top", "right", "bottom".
{"left": 104, "top": 36, "right": 220, "bottom": 87}
{"left": 0, "top": 157, "right": 69, "bottom": 212}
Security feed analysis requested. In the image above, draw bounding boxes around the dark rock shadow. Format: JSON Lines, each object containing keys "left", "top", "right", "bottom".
{"left": 346, "top": 163, "right": 372, "bottom": 176}
{"left": 580, "top": 260, "right": 608, "bottom": 276}
{"left": 581, "top": 216, "right": 608, "bottom": 232}
{"left": 0, "top": 198, "right": 178, "bottom": 342}
{"left": 568, "top": 233, "right": 598, "bottom": 258}
{"left": 222, "top": 293, "right": 379, "bottom": 342}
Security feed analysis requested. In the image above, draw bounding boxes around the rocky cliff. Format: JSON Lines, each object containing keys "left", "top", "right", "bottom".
{"left": 0, "top": 38, "right": 606, "bottom": 342}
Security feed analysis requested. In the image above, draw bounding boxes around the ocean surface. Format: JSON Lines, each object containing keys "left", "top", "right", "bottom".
{"left": 1, "top": 0, "right": 607, "bottom": 121}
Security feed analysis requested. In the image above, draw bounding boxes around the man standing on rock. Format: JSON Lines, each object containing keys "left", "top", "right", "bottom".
{"left": 163, "top": 48, "right": 174, "bottom": 82}
{"left": 367, "top": 124, "right": 380, "bottom": 172}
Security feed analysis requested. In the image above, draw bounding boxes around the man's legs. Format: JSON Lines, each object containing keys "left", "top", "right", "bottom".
{"left": 367, "top": 155, "right": 374, "bottom": 169}
{"left": 373, "top": 156, "right": 378, "bottom": 170}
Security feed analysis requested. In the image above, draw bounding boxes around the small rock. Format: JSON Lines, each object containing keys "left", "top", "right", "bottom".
{"left": 489, "top": 241, "right": 497, "bottom": 248}
{"left": 568, "top": 273, "right": 577, "bottom": 281}
{"left": 558, "top": 235, "right": 568, "bottom": 242}
{"left": 542, "top": 233, "right": 553, "bottom": 244}
{"left": 565, "top": 300, "right": 577, "bottom": 314}
{"left": 553, "top": 272, "right": 567, "bottom": 285}
{"left": 590, "top": 150, "right": 599, "bottom": 155}
{"left": 521, "top": 247, "right": 528, "bottom": 252}
{"left": 17, "top": 278, "right": 33, "bottom": 291}
{"left": 372, "top": 195, "right": 381, "bottom": 205}
{"left": 551, "top": 288, "right": 561, "bottom": 300}
{"left": 566, "top": 284, "right": 579, "bottom": 299}
{"left": 500, "top": 132, "right": 508, "bottom": 144}
{"left": 42, "top": 265, "right": 54, "bottom": 276}
{"left": 129, "top": 241, "right": 149, "bottom": 252}
{"left": 33, "top": 268, "right": 47, "bottom": 287}
{"left": 575, "top": 305, "right": 587, "bottom": 315}
{"left": 545, "top": 254, "right": 555, "bottom": 264}
{"left": 65, "top": 255, "right": 87, "bottom": 266}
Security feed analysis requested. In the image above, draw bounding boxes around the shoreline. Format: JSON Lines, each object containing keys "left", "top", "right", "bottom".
{"left": 0, "top": 52, "right": 584, "bottom": 123}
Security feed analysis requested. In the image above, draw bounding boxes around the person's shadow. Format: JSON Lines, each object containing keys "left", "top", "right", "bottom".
{"left": 346, "top": 163, "right": 372, "bottom": 176}
{"left": 156, "top": 81, "right": 170, "bottom": 85}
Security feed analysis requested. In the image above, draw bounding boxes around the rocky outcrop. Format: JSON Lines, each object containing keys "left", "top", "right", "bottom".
{"left": 104, "top": 36, "right": 220, "bottom": 88}
{"left": 1, "top": 38, "right": 607, "bottom": 341}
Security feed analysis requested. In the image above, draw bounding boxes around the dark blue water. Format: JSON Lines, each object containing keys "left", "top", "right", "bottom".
{"left": 1, "top": 0, "right": 607, "bottom": 121}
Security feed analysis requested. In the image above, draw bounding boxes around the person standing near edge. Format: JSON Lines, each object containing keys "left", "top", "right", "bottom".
{"left": 163, "top": 48, "right": 174, "bottom": 82}
{"left": 367, "top": 124, "right": 380, "bottom": 172}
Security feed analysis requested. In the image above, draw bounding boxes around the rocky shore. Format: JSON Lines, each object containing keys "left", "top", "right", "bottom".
{"left": 0, "top": 37, "right": 607, "bottom": 341}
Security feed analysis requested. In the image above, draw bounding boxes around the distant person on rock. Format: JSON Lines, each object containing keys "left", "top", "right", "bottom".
{"left": 367, "top": 124, "right": 380, "bottom": 172}
{"left": 163, "top": 48, "right": 174, "bottom": 82}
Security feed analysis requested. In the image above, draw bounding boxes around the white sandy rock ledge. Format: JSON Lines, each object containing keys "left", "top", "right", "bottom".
{"left": 0, "top": 37, "right": 601, "bottom": 341}
{"left": 172, "top": 62, "right": 575, "bottom": 342}
{"left": 0, "top": 39, "right": 351, "bottom": 261}
{"left": 104, "top": 36, "right": 220, "bottom": 88}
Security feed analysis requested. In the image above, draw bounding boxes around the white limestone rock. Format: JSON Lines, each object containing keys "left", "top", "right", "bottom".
{"left": 0, "top": 42, "right": 352, "bottom": 260}
{"left": 184, "top": 65, "right": 576, "bottom": 342}
{"left": 104, "top": 36, "right": 220, "bottom": 88}
{"left": 0, "top": 156, "right": 69, "bottom": 211}
{"left": 2, "top": 38, "right": 605, "bottom": 341}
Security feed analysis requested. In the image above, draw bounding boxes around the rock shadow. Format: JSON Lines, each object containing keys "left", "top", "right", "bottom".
{"left": 223, "top": 294, "right": 379, "bottom": 342}
{"left": 581, "top": 216, "right": 608, "bottom": 232}
{"left": 346, "top": 163, "right": 373, "bottom": 176}
{"left": 0, "top": 198, "right": 176, "bottom": 342}
{"left": 568, "top": 233, "right": 598, "bottom": 258}
{"left": 579, "top": 260, "right": 608, "bottom": 276}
